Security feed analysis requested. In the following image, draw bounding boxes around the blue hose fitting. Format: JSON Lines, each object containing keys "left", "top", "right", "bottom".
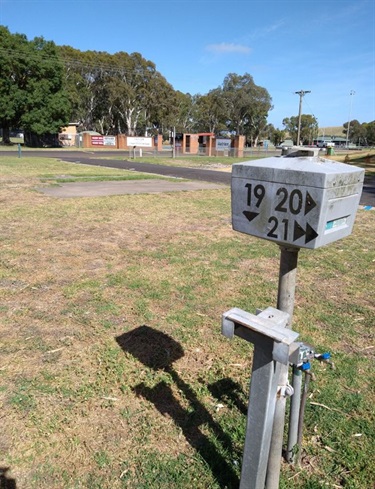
{"left": 315, "top": 352, "right": 331, "bottom": 361}
{"left": 299, "top": 362, "right": 311, "bottom": 371}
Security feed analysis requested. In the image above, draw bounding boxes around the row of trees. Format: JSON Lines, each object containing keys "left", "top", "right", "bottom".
{"left": 276, "top": 116, "right": 375, "bottom": 147}
{"left": 59, "top": 47, "right": 273, "bottom": 146}
{"left": 60, "top": 45, "right": 176, "bottom": 138}
{"left": 1, "top": 26, "right": 374, "bottom": 147}
{"left": 1, "top": 27, "right": 273, "bottom": 146}
{"left": 343, "top": 120, "right": 375, "bottom": 146}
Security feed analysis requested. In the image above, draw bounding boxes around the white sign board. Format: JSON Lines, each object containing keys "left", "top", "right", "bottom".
{"left": 216, "top": 139, "right": 231, "bottom": 150}
{"left": 231, "top": 157, "right": 364, "bottom": 249}
{"left": 103, "top": 136, "right": 116, "bottom": 146}
{"left": 127, "top": 137, "right": 152, "bottom": 147}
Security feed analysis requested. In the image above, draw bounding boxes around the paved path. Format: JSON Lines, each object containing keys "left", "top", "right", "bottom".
{"left": 60, "top": 155, "right": 232, "bottom": 185}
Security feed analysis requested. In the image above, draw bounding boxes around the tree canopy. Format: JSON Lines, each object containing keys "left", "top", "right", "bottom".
{"left": 3, "top": 26, "right": 375, "bottom": 149}
{"left": 282, "top": 114, "right": 318, "bottom": 145}
{"left": 343, "top": 119, "right": 375, "bottom": 146}
{"left": 221, "top": 73, "right": 272, "bottom": 145}
{"left": 1, "top": 27, "right": 276, "bottom": 146}
{"left": 59, "top": 47, "right": 177, "bottom": 136}
{"left": 0, "top": 26, "right": 71, "bottom": 145}
{"left": 173, "top": 74, "right": 273, "bottom": 145}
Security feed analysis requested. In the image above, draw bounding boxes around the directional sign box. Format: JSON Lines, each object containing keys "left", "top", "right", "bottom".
{"left": 231, "top": 156, "right": 364, "bottom": 249}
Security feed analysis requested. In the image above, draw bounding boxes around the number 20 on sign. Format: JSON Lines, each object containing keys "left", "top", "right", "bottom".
{"left": 240, "top": 181, "right": 319, "bottom": 247}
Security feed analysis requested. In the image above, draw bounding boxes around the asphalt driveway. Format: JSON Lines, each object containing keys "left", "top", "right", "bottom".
{"left": 59, "top": 155, "right": 232, "bottom": 185}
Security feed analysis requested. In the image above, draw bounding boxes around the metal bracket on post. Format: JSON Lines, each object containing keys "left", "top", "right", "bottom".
{"left": 222, "top": 307, "right": 299, "bottom": 489}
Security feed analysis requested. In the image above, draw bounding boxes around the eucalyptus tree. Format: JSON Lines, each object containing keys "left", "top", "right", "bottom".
{"left": 220, "top": 73, "right": 272, "bottom": 143}
{"left": 282, "top": 114, "right": 318, "bottom": 145}
{"left": 127, "top": 62, "right": 177, "bottom": 135}
{"left": 135, "top": 67, "right": 177, "bottom": 136}
{"left": 194, "top": 88, "right": 227, "bottom": 134}
{"left": 364, "top": 121, "right": 375, "bottom": 146}
{"left": 257, "top": 123, "right": 285, "bottom": 147}
{"left": 343, "top": 119, "right": 367, "bottom": 146}
{"left": 61, "top": 48, "right": 177, "bottom": 136}
{"left": 173, "top": 91, "right": 197, "bottom": 133}
{"left": 59, "top": 47, "right": 120, "bottom": 132}
{"left": 58, "top": 45, "right": 84, "bottom": 117}
{"left": 270, "top": 127, "right": 287, "bottom": 147}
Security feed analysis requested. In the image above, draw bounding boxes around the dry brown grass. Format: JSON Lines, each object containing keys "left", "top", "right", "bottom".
{"left": 0, "top": 157, "right": 374, "bottom": 488}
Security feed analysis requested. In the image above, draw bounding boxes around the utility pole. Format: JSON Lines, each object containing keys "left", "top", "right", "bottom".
{"left": 345, "top": 90, "right": 355, "bottom": 148}
{"left": 295, "top": 90, "right": 311, "bottom": 146}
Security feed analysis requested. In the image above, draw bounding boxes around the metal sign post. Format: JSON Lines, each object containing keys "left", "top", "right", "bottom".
{"left": 222, "top": 307, "right": 299, "bottom": 489}
{"left": 229, "top": 153, "right": 364, "bottom": 488}
{"left": 266, "top": 246, "right": 299, "bottom": 488}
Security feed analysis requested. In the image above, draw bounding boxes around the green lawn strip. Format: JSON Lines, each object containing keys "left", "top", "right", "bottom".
{"left": 330, "top": 149, "right": 375, "bottom": 175}
{"left": 98, "top": 154, "right": 268, "bottom": 168}
{"left": 0, "top": 157, "right": 374, "bottom": 488}
{"left": 0, "top": 157, "right": 166, "bottom": 182}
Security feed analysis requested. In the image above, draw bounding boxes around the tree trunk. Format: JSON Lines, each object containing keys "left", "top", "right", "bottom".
{"left": 1, "top": 125, "right": 11, "bottom": 144}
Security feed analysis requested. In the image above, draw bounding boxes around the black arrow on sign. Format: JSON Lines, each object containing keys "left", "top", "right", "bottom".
{"left": 243, "top": 210, "right": 259, "bottom": 222}
{"left": 305, "top": 192, "right": 317, "bottom": 215}
{"left": 293, "top": 221, "right": 319, "bottom": 244}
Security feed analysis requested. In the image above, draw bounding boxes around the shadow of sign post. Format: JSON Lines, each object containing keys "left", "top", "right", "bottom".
{"left": 0, "top": 468, "right": 17, "bottom": 489}
{"left": 116, "top": 326, "right": 240, "bottom": 488}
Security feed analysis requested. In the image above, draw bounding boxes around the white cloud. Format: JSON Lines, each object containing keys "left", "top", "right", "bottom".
{"left": 205, "top": 42, "right": 251, "bottom": 55}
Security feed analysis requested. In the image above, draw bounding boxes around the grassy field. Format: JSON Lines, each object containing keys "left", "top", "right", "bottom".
{"left": 318, "top": 127, "right": 345, "bottom": 137}
{"left": 330, "top": 149, "right": 375, "bottom": 174}
{"left": 0, "top": 156, "right": 374, "bottom": 489}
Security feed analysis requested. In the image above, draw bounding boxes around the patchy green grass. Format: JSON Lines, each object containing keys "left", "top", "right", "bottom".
{"left": 118, "top": 153, "right": 269, "bottom": 168}
{"left": 331, "top": 149, "right": 375, "bottom": 175}
{"left": 0, "top": 156, "right": 166, "bottom": 183}
{"left": 0, "top": 157, "right": 374, "bottom": 489}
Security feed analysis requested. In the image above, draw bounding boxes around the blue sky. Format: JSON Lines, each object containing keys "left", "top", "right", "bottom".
{"left": 1, "top": 0, "right": 374, "bottom": 130}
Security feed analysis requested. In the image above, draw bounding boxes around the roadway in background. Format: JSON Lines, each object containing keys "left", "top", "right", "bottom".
{"left": 0, "top": 149, "right": 374, "bottom": 206}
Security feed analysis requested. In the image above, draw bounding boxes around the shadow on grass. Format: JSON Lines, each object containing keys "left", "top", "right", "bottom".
{"left": 116, "top": 325, "right": 240, "bottom": 488}
{"left": 0, "top": 468, "right": 17, "bottom": 489}
{"left": 208, "top": 378, "right": 248, "bottom": 417}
